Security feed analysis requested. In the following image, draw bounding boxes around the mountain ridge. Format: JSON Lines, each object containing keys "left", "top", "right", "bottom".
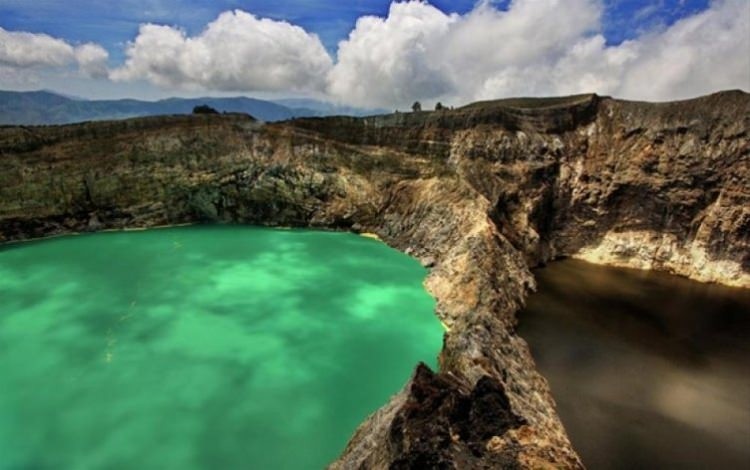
{"left": 0, "top": 90, "right": 384, "bottom": 125}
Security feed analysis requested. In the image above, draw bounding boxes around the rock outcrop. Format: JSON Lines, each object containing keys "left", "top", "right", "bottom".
{"left": 1, "top": 91, "right": 748, "bottom": 468}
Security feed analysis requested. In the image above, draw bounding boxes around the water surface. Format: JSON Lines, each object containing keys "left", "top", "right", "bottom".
{"left": 519, "top": 259, "right": 750, "bottom": 469}
{"left": 0, "top": 226, "right": 442, "bottom": 469}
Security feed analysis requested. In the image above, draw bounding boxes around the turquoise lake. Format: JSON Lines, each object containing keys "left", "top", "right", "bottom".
{"left": 0, "top": 226, "right": 443, "bottom": 469}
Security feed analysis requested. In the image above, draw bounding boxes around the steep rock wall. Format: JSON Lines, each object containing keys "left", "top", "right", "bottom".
{"left": 1, "top": 91, "right": 747, "bottom": 468}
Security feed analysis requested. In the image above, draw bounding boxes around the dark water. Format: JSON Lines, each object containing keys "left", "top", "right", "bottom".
{"left": 518, "top": 259, "right": 750, "bottom": 469}
{"left": 0, "top": 226, "right": 442, "bottom": 469}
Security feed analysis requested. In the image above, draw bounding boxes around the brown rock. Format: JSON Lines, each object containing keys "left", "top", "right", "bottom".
{"left": 1, "top": 91, "right": 748, "bottom": 468}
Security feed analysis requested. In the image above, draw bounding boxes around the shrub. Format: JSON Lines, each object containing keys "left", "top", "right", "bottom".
{"left": 193, "top": 105, "right": 219, "bottom": 115}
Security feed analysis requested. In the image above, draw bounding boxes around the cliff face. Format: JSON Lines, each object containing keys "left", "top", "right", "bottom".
{"left": 291, "top": 91, "right": 749, "bottom": 287}
{"left": 1, "top": 91, "right": 747, "bottom": 468}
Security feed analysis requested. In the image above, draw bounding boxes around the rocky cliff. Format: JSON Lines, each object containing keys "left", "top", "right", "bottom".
{"left": 1, "top": 90, "right": 748, "bottom": 468}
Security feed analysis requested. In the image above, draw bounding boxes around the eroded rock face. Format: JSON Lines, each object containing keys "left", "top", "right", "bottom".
{"left": 1, "top": 91, "right": 747, "bottom": 468}
{"left": 389, "top": 364, "right": 525, "bottom": 469}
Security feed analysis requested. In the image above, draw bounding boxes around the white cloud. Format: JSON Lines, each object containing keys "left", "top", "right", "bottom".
{"left": 110, "top": 9, "right": 334, "bottom": 93}
{"left": 0, "top": 65, "right": 41, "bottom": 87}
{"left": 0, "top": 27, "right": 109, "bottom": 78}
{"left": 327, "top": 0, "right": 750, "bottom": 108}
{"left": 327, "top": 1, "right": 457, "bottom": 109}
{"left": 2, "top": 1, "right": 747, "bottom": 106}
{"left": 327, "top": 0, "right": 603, "bottom": 107}
{"left": 74, "top": 43, "right": 110, "bottom": 79}
{"left": 616, "top": 0, "right": 750, "bottom": 101}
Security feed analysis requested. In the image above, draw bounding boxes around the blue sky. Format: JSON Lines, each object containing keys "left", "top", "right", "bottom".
{"left": 1, "top": 0, "right": 710, "bottom": 57}
{"left": 0, "top": 0, "right": 745, "bottom": 104}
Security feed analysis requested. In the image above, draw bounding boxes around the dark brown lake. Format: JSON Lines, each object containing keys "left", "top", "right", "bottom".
{"left": 518, "top": 259, "right": 750, "bottom": 469}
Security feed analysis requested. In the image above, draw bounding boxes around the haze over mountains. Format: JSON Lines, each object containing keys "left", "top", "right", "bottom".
{"left": 0, "top": 90, "right": 386, "bottom": 125}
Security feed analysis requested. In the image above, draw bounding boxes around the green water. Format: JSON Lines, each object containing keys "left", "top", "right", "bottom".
{"left": 0, "top": 226, "right": 442, "bottom": 469}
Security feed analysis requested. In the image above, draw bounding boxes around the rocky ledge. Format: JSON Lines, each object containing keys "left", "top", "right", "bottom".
{"left": 1, "top": 91, "right": 748, "bottom": 468}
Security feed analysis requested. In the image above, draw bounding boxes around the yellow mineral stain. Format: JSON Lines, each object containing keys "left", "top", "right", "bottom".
{"left": 360, "top": 232, "right": 381, "bottom": 241}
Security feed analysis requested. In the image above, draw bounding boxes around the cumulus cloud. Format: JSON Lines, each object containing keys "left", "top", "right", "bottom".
{"left": 327, "top": 0, "right": 750, "bottom": 107}
{"left": 327, "top": 1, "right": 457, "bottom": 109}
{"left": 3, "top": 1, "right": 747, "bottom": 106}
{"left": 0, "top": 27, "right": 109, "bottom": 78}
{"left": 615, "top": 0, "right": 750, "bottom": 101}
{"left": 110, "top": 9, "right": 333, "bottom": 93}
{"left": 74, "top": 43, "right": 110, "bottom": 79}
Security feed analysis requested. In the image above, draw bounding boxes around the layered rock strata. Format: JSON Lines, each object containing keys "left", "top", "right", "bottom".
{"left": 1, "top": 91, "right": 747, "bottom": 468}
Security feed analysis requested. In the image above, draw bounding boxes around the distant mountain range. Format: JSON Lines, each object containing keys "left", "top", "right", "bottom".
{"left": 0, "top": 90, "right": 386, "bottom": 125}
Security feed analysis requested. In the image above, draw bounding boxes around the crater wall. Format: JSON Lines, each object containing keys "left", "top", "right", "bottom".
{"left": 1, "top": 91, "right": 747, "bottom": 468}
